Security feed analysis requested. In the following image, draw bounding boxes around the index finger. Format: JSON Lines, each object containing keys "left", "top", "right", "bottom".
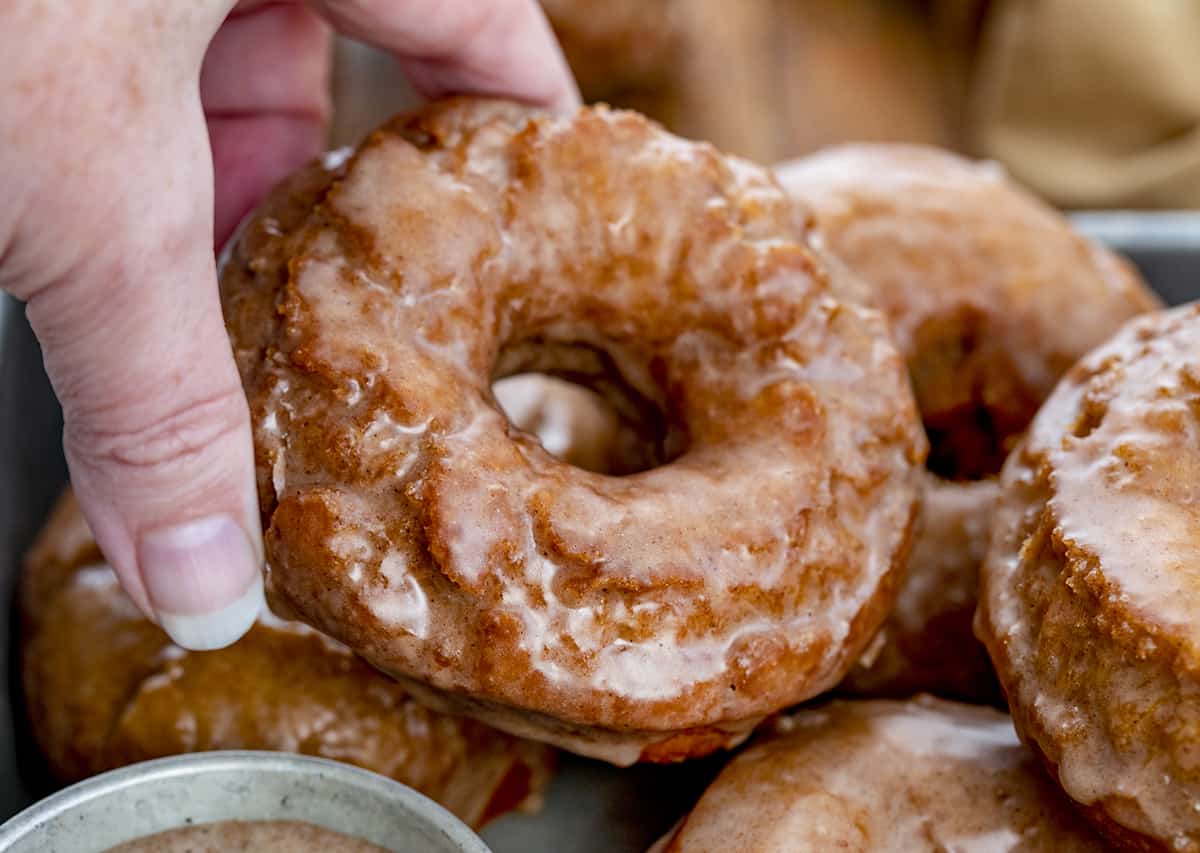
{"left": 312, "top": 0, "right": 580, "bottom": 113}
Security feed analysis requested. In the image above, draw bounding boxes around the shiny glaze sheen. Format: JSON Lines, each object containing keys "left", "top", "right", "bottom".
{"left": 21, "top": 492, "right": 552, "bottom": 828}
{"left": 219, "top": 100, "right": 926, "bottom": 764}
{"left": 657, "top": 697, "right": 1108, "bottom": 852}
{"left": 777, "top": 145, "right": 1159, "bottom": 702}
{"left": 980, "top": 303, "right": 1200, "bottom": 851}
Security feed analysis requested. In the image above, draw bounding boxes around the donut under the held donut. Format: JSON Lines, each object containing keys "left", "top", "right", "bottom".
{"left": 652, "top": 697, "right": 1107, "bottom": 852}
{"left": 219, "top": 99, "right": 927, "bottom": 765}
{"left": 979, "top": 303, "right": 1200, "bottom": 852}
{"left": 20, "top": 491, "right": 554, "bottom": 828}
{"left": 777, "top": 144, "right": 1160, "bottom": 702}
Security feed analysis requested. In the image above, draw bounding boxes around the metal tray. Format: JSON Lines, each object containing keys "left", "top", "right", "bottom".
{"left": 3, "top": 213, "right": 1199, "bottom": 851}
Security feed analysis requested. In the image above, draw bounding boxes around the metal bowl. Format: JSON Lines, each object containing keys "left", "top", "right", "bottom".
{"left": 0, "top": 751, "right": 490, "bottom": 853}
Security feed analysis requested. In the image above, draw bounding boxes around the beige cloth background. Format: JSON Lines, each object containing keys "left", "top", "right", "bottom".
{"left": 329, "top": 1, "right": 1200, "bottom": 209}
{"left": 969, "top": 0, "right": 1200, "bottom": 208}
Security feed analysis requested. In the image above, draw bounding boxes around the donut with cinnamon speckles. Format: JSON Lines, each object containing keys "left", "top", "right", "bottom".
{"left": 979, "top": 304, "right": 1200, "bottom": 851}
{"left": 651, "top": 697, "right": 1106, "bottom": 852}
{"left": 21, "top": 491, "right": 554, "bottom": 828}
{"left": 220, "top": 99, "right": 926, "bottom": 764}
{"left": 777, "top": 145, "right": 1159, "bottom": 703}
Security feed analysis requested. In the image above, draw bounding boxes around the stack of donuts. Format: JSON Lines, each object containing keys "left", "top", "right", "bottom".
{"left": 22, "top": 97, "right": 1199, "bottom": 852}
{"left": 21, "top": 490, "right": 555, "bottom": 830}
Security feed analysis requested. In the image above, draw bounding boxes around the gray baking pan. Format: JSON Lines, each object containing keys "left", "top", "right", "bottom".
{"left": 2, "top": 213, "right": 1198, "bottom": 851}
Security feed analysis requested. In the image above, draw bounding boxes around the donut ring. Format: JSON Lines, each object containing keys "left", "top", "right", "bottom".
{"left": 979, "top": 304, "right": 1200, "bottom": 851}
{"left": 220, "top": 100, "right": 926, "bottom": 764}
{"left": 20, "top": 492, "right": 554, "bottom": 828}
{"left": 653, "top": 697, "right": 1105, "bottom": 852}
{"left": 777, "top": 145, "right": 1159, "bottom": 701}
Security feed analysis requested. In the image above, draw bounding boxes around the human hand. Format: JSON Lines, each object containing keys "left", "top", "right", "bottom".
{"left": 0, "top": 0, "right": 578, "bottom": 650}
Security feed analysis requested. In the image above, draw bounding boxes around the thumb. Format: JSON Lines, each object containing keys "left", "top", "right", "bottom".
{"left": 24, "top": 111, "right": 263, "bottom": 652}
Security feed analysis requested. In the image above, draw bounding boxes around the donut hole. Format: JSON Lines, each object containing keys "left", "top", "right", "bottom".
{"left": 491, "top": 336, "right": 688, "bottom": 476}
{"left": 923, "top": 410, "right": 1015, "bottom": 482}
{"left": 909, "top": 310, "right": 1038, "bottom": 481}
{"left": 492, "top": 372, "right": 675, "bottom": 476}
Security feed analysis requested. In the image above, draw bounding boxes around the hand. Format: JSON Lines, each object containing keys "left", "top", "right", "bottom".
{"left": 0, "top": 0, "right": 578, "bottom": 650}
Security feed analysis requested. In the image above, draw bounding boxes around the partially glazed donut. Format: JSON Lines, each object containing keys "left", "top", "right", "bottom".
{"left": 20, "top": 492, "right": 554, "bottom": 828}
{"left": 777, "top": 145, "right": 1159, "bottom": 701}
{"left": 653, "top": 697, "right": 1107, "bottom": 852}
{"left": 219, "top": 100, "right": 926, "bottom": 764}
{"left": 979, "top": 304, "right": 1200, "bottom": 851}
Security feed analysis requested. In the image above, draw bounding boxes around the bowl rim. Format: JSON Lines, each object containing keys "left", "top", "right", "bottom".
{"left": 0, "top": 749, "right": 490, "bottom": 852}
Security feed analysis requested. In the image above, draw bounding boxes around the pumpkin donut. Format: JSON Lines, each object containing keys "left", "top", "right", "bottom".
{"left": 653, "top": 697, "right": 1107, "bottom": 852}
{"left": 219, "top": 99, "right": 926, "bottom": 764}
{"left": 776, "top": 144, "right": 1160, "bottom": 701}
{"left": 979, "top": 303, "right": 1200, "bottom": 851}
{"left": 20, "top": 491, "right": 554, "bottom": 828}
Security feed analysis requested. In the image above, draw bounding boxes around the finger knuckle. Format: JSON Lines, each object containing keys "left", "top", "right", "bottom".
{"left": 68, "top": 384, "right": 249, "bottom": 473}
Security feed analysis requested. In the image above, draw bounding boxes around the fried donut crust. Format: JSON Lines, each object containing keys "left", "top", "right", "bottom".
{"left": 219, "top": 99, "right": 926, "bottom": 764}
{"left": 979, "top": 303, "right": 1200, "bottom": 852}
{"left": 20, "top": 491, "right": 554, "bottom": 828}
{"left": 777, "top": 145, "right": 1159, "bottom": 702}
{"left": 777, "top": 146, "right": 1156, "bottom": 475}
{"left": 846, "top": 475, "right": 1002, "bottom": 701}
{"left": 653, "top": 696, "right": 1107, "bottom": 852}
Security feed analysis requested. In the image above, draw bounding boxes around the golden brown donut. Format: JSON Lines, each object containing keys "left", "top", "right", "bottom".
{"left": 846, "top": 476, "right": 1001, "bottom": 701}
{"left": 978, "top": 303, "right": 1200, "bottom": 852}
{"left": 219, "top": 99, "right": 927, "bottom": 765}
{"left": 653, "top": 697, "right": 1109, "bottom": 852}
{"left": 20, "top": 491, "right": 554, "bottom": 829}
{"left": 776, "top": 144, "right": 1160, "bottom": 701}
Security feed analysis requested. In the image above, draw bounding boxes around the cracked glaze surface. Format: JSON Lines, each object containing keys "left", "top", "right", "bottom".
{"left": 656, "top": 697, "right": 1107, "bottom": 852}
{"left": 778, "top": 145, "right": 1159, "bottom": 702}
{"left": 21, "top": 492, "right": 553, "bottom": 829}
{"left": 979, "top": 304, "right": 1200, "bottom": 852}
{"left": 219, "top": 100, "right": 926, "bottom": 764}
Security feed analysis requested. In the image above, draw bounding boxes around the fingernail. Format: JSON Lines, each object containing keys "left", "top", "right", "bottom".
{"left": 138, "top": 515, "right": 264, "bottom": 651}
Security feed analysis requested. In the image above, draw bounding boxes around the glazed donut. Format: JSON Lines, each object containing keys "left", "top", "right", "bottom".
{"left": 846, "top": 477, "right": 1001, "bottom": 701}
{"left": 653, "top": 697, "right": 1106, "bottom": 852}
{"left": 20, "top": 491, "right": 554, "bottom": 829}
{"left": 777, "top": 144, "right": 1159, "bottom": 701}
{"left": 978, "top": 303, "right": 1200, "bottom": 851}
{"left": 219, "top": 99, "right": 926, "bottom": 765}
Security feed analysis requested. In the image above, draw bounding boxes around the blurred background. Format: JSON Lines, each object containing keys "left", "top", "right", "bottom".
{"left": 4, "top": 1, "right": 1200, "bottom": 846}
{"left": 332, "top": 0, "right": 1200, "bottom": 210}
